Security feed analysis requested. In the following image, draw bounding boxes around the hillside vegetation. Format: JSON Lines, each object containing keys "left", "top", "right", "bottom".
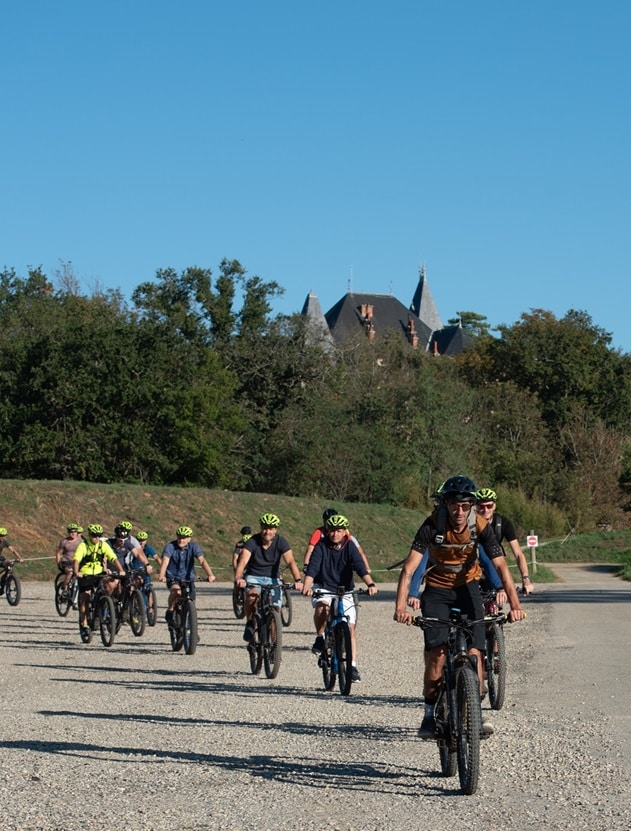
{"left": 3, "top": 479, "right": 630, "bottom": 583}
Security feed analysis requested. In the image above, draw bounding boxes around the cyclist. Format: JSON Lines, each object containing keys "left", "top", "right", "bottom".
{"left": 0, "top": 528, "right": 24, "bottom": 566}
{"left": 158, "top": 526, "right": 216, "bottom": 625}
{"left": 476, "top": 488, "right": 534, "bottom": 595}
{"left": 73, "top": 523, "right": 125, "bottom": 639}
{"left": 55, "top": 522, "right": 83, "bottom": 605}
{"left": 136, "top": 530, "right": 159, "bottom": 565}
{"left": 303, "top": 508, "right": 371, "bottom": 575}
{"left": 302, "top": 514, "right": 377, "bottom": 682}
{"left": 234, "top": 513, "right": 303, "bottom": 643}
{"left": 108, "top": 521, "right": 152, "bottom": 574}
{"left": 232, "top": 525, "right": 252, "bottom": 575}
{"left": 394, "top": 475, "right": 525, "bottom": 739}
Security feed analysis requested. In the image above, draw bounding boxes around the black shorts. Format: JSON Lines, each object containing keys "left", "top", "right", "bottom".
{"left": 166, "top": 577, "right": 196, "bottom": 601}
{"left": 421, "top": 582, "right": 485, "bottom": 651}
{"left": 77, "top": 574, "right": 102, "bottom": 592}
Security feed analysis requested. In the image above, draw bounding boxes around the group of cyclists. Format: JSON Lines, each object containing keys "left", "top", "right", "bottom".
{"left": 46, "top": 474, "right": 529, "bottom": 735}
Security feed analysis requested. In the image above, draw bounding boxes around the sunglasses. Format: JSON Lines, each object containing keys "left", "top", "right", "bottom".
{"left": 477, "top": 502, "right": 495, "bottom": 511}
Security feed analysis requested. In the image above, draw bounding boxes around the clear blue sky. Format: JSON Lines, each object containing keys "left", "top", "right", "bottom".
{"left": 3, "top": 1, "right": 630, "bottom": 353}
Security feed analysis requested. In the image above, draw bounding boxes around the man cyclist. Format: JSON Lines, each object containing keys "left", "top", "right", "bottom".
{"left": 158, "top": 526, "right": 216, "bottom": 625}
{"left": 55, "top": 522, "right": 83, "bottom": 606}
{"left": 234, "top": 513, "right": 303, "bottom": 643}
{"left": 73, "top": 523, "right": 125, "bottom": 639}
{"left": 108, "top": 521, "right": 152, "bottom": 574}
{"left": 476, "top": 488, "right": 534, "bottom": 595}
{"left": 394, "top": 475, "right": 525, "bottom": 739}
{"left": 0, "top": 528, "right": 24, "bottom": 566}
{"left": 302, "top": 514, "right": 377, "bottom": 682}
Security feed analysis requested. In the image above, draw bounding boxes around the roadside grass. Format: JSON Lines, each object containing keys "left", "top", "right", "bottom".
{"left": 1, "top": 479, "right": 628, "bottom": 583}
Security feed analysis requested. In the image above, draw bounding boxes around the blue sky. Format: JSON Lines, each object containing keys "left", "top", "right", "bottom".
{"left": 3, "top": 1, "right": 630, "bottom": 352}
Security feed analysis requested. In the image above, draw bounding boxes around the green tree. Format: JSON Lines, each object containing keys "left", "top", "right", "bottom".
{"left": 447, "top": 311, "right": 491, "bottom": 338}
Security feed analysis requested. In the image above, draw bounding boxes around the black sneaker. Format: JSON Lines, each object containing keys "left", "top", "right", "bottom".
{"left": 165, "top": 610, "right": 173, "bottom": 626}
{"left": 311, "top": 635, "right": 325, "bottom": 655}
{"left": 351, "top": 666, "right": 361, "bottom": 682}
{"left": 417, "top": 715, "right": 437, "bottom": 740}
{"left": 243, "top": 622, "right": 255, "bottom": 642}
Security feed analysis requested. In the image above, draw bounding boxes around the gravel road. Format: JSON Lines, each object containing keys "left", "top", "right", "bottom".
{"left": 1, "top": 566, "right": 630, "bottom": 831}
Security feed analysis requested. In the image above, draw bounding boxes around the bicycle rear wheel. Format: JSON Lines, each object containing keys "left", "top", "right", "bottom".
{"left": 54, "top": 573, "right": 72, "bottom": 617}
{"left": 455, "top": 664, "right": 481, "bottom": 795}
{"left": 335, "top": 620, "right": 353, "bottom": 696}
{"left": 170, "top": 608, "right": 184, "bottom": 652}
{"left": 321, "top": 630, "right": 337, "bottom": 691}
{"left": 248, "top": 615, "right": 263, "bottom": 675}
{"left": 145, "top": 585, "right": 157, "bottom": 626}
{"left": 486, "top": 623, "right": 506, "bottom": 710}
{"left": 129, "top": 590, "right": 147, "bottom": 637}
{"left": 183, "top": 600, "right": 198, "bottom": 655}
{"left": 98, "top": 595, "right": 116, "bottom": 647}
{"left": 263, "top": 608, "right": 282, "bottom": 678}
{"left": 5, "top": 573, "right": 21, "bottom": 606}
{"left": 232, "top": 584, "right": 246, "bottom": 619}
{"left": 435, "top": 687, "right": 457, "bottom": 777}
{"left": 280, "top": 586, "right": 292, "bottom": 627}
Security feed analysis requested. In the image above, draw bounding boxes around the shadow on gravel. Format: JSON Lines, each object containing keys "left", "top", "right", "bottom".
{"left": 533, "top": 589, "right": 631, "bottom": 604}
{"left": 0, "top": 737, "right": 434, "bottom": 795}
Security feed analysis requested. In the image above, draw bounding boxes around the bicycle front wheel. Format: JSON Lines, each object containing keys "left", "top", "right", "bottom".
{"left": 129, "top": 591, "right": 147, "bottom": 637}
{"left": 183, "top": 600, "right": 198, "bottom": 655}
{"left": 54, "top": 573, "right": 72, "bottom": 617}
{"left": 487, "top": 623, "right": 506, "bottom": 710}
{"left": 280, "top": 586, "right": 292, "bottom": 627}
{"left": 5, "top": 573, "right": 21, "bottom": 606}
{"left": 263, "top": 609, "right": 282, "bottom": 678}
{"left": 98, "top": 595, "right": 116, "bottom": 647}
{"left": 455, "top": 665, "right": 481, "bottom": 795}
{"left": 435, "top": 687, "right": 457, "bottom": 777}
{"left": 170, "top": 608, "right": 184, "bottom": 652}
{"left": 335, "top": 620, "right": 353, "bottom": 696}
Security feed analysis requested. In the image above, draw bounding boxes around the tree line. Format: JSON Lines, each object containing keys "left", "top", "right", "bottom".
{"left": 1, "top": 262, "right": 629, "bottom": 534}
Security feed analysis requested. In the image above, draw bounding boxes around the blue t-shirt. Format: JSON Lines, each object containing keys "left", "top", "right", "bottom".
{"left": 306, "top": 538, "right": 367, "bottom": 592}
{"left": 243, "top": 533, "right": 291, "bottom": 579}
{"left": 162, "top": 539, "right": 205, "bottom": 581}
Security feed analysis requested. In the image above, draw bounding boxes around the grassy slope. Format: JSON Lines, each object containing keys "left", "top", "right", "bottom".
{"left": 2, "top": 479, "right": 629, "bottom": 582}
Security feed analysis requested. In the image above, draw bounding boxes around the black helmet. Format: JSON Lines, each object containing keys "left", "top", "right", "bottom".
{"left": 240, "top": 526, "right": 252, "bottom": 537}
{"left": 322, "top": 507, "right": 338, "bottom": 523}
{"left": 441, "top": 475, "right": 477, "bottom": 502}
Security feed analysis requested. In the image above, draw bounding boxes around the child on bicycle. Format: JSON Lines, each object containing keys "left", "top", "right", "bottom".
{"left": 158, "top": 526, "right": 216, "bottom": 624}
{"left": 302, "top": 514, "right": 377, "bottom": 682}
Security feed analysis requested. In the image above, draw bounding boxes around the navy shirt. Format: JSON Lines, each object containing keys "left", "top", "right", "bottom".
{"left": 243, "top": 533, "right": 291, "bottom": 579}
{"left": 306, "top": 537, "right": 368, "bottom": 592}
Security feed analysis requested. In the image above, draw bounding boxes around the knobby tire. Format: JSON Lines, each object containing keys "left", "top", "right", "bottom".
{"left": 145, "top": 585, "right": 157, "bottom": 626}
{"left": 435, "top": 685, "right": 457, "bottom": 777}
{"left": 248, "top": 614, "right": 263, "bottom": 675}
{"left": 263, "top": 608, "right": 282, "bottom": 678}
{"left": 232, "top": 585, "right": 246, "bottom": 619}
{"left": 183, "top": 599, "right": 198, "bottom": 655}
{"left": 280, "top": 586, "right": 292, "bottom": 627}
{"left": 129, "top": 590, "right": 147, "bottom": 637}
{"left": 98, "top": 594, "right": 116, "bottom": 647}
{"left": 456, "top": 665, "right": 481, "bottom": 795}
{"left": 170, "top": 608, "right": 184, "bottom": 652}
{"left": 487, "top": 623, "right": 506, "bottom": 711}
{"left": 321, "top": 631, "right": 337, "bottom": 691}
{"left": 5, "top": 573, "right": 21, "bottom": 606}
{"left": 54, "top": 573, "right": 72, "bottom": 617}
{"left": 336, "top": 620, "right": 353, "bottom": 696}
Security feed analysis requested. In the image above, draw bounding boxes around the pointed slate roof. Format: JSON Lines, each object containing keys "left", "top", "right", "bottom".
{"left": 301, "top": 290, "right": 335, "bottom": 352}
{"left": 410, "top": 266, "right": 443, "bottom": 333}
{"left": 429, "top": 324, "right": 475, "bottom": 356}
{"left": 325, "top": 292, "right": 432, "bottom": 348}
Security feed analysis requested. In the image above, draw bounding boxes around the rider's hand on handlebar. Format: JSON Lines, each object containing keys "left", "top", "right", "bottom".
{"left": 394, "top": 609, "right": 413, "bottom": 625}
{"left": 508, "top": 608, "right": 526, "bottom": 622}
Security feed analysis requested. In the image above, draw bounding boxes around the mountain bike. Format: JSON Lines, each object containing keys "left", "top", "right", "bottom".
{"left": 246, "top": 583, "right": 283, "bottom": 679}
{"left": 481, "top": 590, "right": 508, "bottom": 711}
{"left": 413, "top": 609, "right": 484, "bottom": 795}
{"left": 167, "top": 580, "right": 198, "bottom": 655}
{"left": 280, "top": 582, "right": 293, "bottom": 627}
{"left": 79, "top": 575, "right": 118, "bottom": 647}
{"left": 54, "top": 569, "right": 78, "bottom": 617}
{"left": 113, "top": 570, "right": 147, "bottom": 637}
{"left": 142, "top": 573, "right": 158, "bottom": 627}
{"left": 0, "top": 560, "right": 21, "bottom": 606}
{"left": 313, "top": 586, "right": 355, "bottom": 696}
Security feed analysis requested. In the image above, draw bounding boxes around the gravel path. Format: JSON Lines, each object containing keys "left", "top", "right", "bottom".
{"left": 1, "top": 567, "right": 630, "bottom": 831}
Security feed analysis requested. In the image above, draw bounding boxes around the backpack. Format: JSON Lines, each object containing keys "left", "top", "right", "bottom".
{"left": 426, "top": 503, "right": 479, "bottom": 575}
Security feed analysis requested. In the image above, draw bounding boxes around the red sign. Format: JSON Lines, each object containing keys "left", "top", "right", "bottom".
{"left": 526, "top": 535, "right": 539, "bottom": 547}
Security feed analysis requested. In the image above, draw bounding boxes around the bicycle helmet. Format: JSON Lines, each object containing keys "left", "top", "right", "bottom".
{"left": 440, "top": 475, "right": 477, "bottom": 503}
{"left": 0, "top": 527, "right": 7, "bottom": 536}
{"left": 240, "top": 526, "right": 252, "bottom": 537}
{"left": 87, "top": 523, "right": 104, "bottom": 536}
{"left": 136, "top": 530, "right": 149, "bottom": 541}
{"left": 176, "top": 525, "right": 194, "bottom": 537}
{"left": 114, "top": 524, "right": 130, "bottom": 538}
{"left": 325, "top": 514, "right": 350, "bottom": 530}
{"left": 118, "top": 520, "right": 133, "bottom": 531}
{"left": 66, "top": 522, "right": 80, "bottom": 532}
{"left": 259, "top": 513, "right": 280, "bottom": 528}
{"left": 242, "top": 534, "right": 252, "bottom": 543}
{"left": 476, "top": 488, "right": 497, "bottom": 503}
{"left": 322, "top": 507, "right": 338, "bottom": 523}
